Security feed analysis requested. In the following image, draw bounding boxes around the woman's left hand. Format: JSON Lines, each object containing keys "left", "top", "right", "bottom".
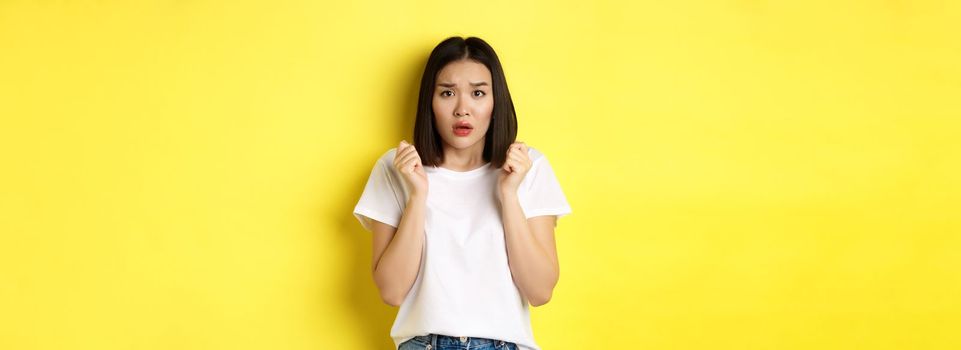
{"left": 497, "top": 142, "right": 533, "bottom": 200}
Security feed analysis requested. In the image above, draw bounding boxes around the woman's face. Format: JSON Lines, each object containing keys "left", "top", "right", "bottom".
{"left": 432, "top": 59, "right": 494, "bottom": 152}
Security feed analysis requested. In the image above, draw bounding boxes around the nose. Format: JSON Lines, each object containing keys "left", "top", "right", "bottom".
{"left": 454, "top": 95, "right": 470, "bottom": 117}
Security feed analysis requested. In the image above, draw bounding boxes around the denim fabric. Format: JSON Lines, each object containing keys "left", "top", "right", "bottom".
{"left": 398, "top": 333, "right": 518, "bottom": 350}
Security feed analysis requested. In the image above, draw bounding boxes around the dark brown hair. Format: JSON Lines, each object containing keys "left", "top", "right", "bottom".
{"left": 413, "top": 36, "right": 518, "bottom": 169}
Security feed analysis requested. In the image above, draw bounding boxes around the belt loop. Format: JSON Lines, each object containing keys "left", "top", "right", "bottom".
{"left": 430, "top": 333, "right": 437, "bottom": 349}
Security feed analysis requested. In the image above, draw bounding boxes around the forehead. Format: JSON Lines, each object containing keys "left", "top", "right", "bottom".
{"left": 436, "top": 59, "right": 492, "bottom": 83}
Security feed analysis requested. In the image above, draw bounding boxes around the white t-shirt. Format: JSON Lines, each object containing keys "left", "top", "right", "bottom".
{"left": 353, "top": 146, "right": 572, "bottom": 350}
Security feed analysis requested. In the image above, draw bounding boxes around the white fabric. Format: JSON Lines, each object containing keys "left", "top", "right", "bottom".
{"left": 353, "top": 146, "right": 572, "bottom": 350}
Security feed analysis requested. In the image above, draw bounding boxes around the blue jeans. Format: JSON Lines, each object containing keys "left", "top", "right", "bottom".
{"left": 398, "top": 333, "right": 518, "bottom": 350}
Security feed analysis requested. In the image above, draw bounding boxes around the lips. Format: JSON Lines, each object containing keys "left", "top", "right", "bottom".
{"left": 453, "top": 121, "right": 473, "bottom": 137}
{"left": 453, "top": 121, "right": 473, "bottom": 130}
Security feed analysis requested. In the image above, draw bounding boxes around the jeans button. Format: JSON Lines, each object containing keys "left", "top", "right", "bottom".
{"left": 460, "top": 336, "right": 468, "bottom": 342}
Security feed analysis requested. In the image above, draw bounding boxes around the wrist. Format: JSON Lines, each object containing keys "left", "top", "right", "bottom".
{"left": 498, "top": 189, "right": 518, "bottom": 202}
{"left": 408, "top": 192, "right": 427, "bottom": 204}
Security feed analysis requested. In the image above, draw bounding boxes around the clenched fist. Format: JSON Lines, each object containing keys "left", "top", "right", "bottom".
{"left": 394, "top": 140, "right": 428, "bottom": 198}
{"left": 497, "top": 142, "right": 532, "bottom": 200}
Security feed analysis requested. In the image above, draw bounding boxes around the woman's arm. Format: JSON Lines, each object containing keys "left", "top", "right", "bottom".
{"left": 499, "top": 191, "right": 560, "bottom": 307}
{"left": 371, "top": 194, "right": 427, "bottom": 307}
{"left": 372, "top": 140, "right": 429, "bottom": 307}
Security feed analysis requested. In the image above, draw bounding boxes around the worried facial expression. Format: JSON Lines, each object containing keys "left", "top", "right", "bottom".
{"left": 432, "top": 59, "right": 494, "bottom": 150}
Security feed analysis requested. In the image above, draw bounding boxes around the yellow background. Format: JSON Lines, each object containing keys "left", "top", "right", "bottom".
{"left": 1, "top": 0, "right": 959, "bottom": 349}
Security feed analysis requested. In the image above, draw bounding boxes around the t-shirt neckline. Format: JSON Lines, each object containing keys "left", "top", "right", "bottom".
{"left": 427, "top": 162, "right": 493, "bottom": 178}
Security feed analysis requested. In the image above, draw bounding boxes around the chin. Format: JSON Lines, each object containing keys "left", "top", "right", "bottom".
{"left": 444, "top": 137, "right": 482, "bottom": 149}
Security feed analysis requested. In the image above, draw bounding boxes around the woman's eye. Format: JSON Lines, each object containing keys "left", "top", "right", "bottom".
{"left": 473, "top": 90, "right": 486, "bottom": 97}
{"left": 441, "top": 90, "right": 453, "bottom": 97}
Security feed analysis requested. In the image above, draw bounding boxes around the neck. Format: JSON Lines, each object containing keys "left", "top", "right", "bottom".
{"left": 440, "top": 141, "right": 486, "bottom": 171}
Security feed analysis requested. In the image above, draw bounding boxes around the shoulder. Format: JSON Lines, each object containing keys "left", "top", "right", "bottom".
{"left": 525, "top": 145, "right": 547, "bottom": 164}
{"left": 376, "top": 147, "right": 399, "bottom": 166}
{"left": 367, "top": 148, "right": 401, "bottom": 178}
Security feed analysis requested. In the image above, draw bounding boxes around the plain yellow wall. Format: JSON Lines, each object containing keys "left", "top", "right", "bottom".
{"left": 1, "top": 0, "right": 959, "bottom": 349}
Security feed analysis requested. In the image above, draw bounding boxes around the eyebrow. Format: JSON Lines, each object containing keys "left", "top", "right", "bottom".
{"left": 437, "top": 81, "right": 490, "bottom": 88}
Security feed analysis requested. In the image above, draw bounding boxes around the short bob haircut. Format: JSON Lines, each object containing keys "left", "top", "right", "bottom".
{"left": 413, "top": 36, "right": 518, "bottom": 169}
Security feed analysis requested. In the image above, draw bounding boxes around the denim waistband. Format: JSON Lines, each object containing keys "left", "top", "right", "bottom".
{"left": 411, "top": 333, "right": 511, "bottom": 348}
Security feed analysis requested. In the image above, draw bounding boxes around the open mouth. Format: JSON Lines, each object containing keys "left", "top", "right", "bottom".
{"left": 453, "top": 123, "right": 473, "bottom": 136}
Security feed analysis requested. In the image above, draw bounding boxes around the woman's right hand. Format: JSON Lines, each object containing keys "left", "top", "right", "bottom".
{"left": 393, "top": 140, "right": 428, "bottom": 198}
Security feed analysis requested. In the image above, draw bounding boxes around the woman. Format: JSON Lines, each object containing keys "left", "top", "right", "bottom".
{"left": 353, "top": 36, "right": 572, "bottom": 350}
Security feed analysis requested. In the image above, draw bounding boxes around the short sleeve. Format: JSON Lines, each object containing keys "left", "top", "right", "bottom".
{"left": 353, "top": 157, "right": 405, "bottom": 232}
{"left": 519, "top": 154, "right": 572, "bottom": 225}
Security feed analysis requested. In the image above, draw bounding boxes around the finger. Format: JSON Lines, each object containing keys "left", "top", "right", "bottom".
{"left": 506, "top": 143, "right": 519, "bottom": 157}
{"left": 402, "top": 158, "right": 420, "bottom": 173}
{"left": 398, "top": 151, "right": 420, "bottom": 169}
{"left": 407, "top": 150, "right": 423, "bottom": 166}
{"left": 395, "top": 143, "right": 416, "bottom": 164}
{"left": 398, "top": 140, "right": 416, "bottom": 154}
{"left": 504, "top": 158, "right": 519, "bottom": 173}
{"left": 508, "top": 154, "right": 528, "bottom": 172}
{"left": 400, "top": 144, "right": 418, "bottom": 158}
{"left": 394, "top": 148, "right": 416, "bottom": 168}
{"left": 400, "top": 141, "right": 415, "bottom": 154}
{"left": 509, "top": 145, "right": 527, "bottom": 156}
{"left": 407, "top": 158, "right": 423, "bottom": 174}
{"left": 395, "top": 146, "right": 411, "bottom": 164}
{"left": 508, "top": 142, "right": 526, "bottom": 155}
{"left": 508, "top": 151, "right": 526, "bottom": 165}
{"left": 507, "top": 147, "right": 528, "bottom": 163}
